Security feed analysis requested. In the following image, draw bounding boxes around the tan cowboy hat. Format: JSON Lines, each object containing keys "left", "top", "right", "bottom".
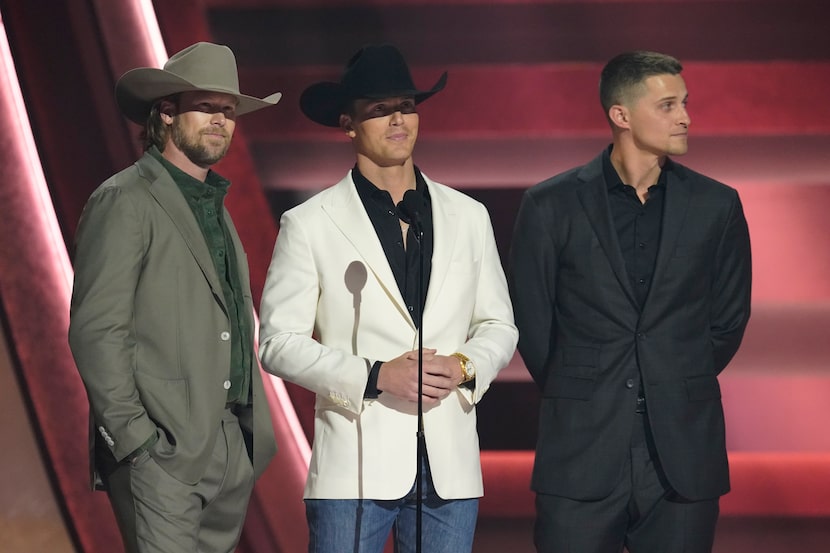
{"left": 115, "top": 42, "right": 282, "bottom": 124}
{"left": 300, "top": 44, "right": 447, "bottom": 127}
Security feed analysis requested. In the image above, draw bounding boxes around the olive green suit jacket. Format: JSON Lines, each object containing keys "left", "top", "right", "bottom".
{"left": 69, "top": 152, "right": 276, "bottom": 487}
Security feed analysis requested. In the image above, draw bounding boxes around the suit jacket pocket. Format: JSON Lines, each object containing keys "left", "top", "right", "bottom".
{"left": 544, "top": 374, "right": 595, "bottom": 401}
{"left": 685, "top": 374, "right": 721, "bottom": 401}
{"left": 134, "top": 372, "right": 190, "bottom": 425}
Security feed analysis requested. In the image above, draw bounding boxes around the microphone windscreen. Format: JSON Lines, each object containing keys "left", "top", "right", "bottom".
{"left": 397, "top": 189, "right": 424, "bottom": 224}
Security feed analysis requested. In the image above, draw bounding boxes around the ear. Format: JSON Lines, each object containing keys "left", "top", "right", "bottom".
{"left": 339, "top": 114, "right": 356, "bottom": 137}
{"left": 609, "top": 105, "right": 630, "bottom": 129}
{"left": 158, "top": 99, "right": 176, "bottom": 124}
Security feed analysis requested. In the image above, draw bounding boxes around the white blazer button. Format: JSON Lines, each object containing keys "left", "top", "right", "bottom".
{"left": 220, "top": 331, "right": 231, "bottom": 341}
{"left": 223, "top": 380, "right": 232, "bottom": 390}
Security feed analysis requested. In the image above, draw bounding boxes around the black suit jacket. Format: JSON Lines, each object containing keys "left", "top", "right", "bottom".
{"left": 509, "top": 150, "right": 752, "bottom": 501}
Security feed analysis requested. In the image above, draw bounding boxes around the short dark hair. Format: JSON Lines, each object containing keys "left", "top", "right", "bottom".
{"left": 599, "top": 51, "right": 683, "bottom": 122}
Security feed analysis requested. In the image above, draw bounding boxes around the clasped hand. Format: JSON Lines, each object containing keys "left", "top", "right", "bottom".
{"left": 376, "top": 349, "right": 464, "bottom": 404}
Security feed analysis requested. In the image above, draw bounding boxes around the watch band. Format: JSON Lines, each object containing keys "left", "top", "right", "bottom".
{"left": 451, "top": 352, "right": 474, "bottom": 383}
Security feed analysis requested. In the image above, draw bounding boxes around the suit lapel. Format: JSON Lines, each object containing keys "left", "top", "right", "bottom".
{"left": 643, "top": 162, "right": 691, "bottom": 313}
{"left": 422, "top": 178, "right": 456, "bottom": 316}
{"left": 322, "top": 174, "right": 415, "bottom": 330}
{"left": 138, "top": 156, "right": 228, "bottom": 313}
{"left": 576, "top": 157, "right": 639, "bottom": 308}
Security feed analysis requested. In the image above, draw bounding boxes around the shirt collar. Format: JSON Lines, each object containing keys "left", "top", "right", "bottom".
{"left": 352, "top": 164, "right": 431, "bottom": 204}
{"left": 602, "top": 144, "right": 671, "bottom": 192}
{"left": 149, "top": 146, "right": 230, "bottom": 200}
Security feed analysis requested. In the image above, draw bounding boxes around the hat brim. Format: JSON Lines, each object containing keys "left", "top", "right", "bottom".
{"left": 300, "top": 72, "right": 447, "bottom": 127}
{"left": 115, "top": 67, "right": 282, "bottom": 124}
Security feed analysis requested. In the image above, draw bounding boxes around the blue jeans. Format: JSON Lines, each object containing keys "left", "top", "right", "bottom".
{"left": 305, "top": 459, "right": 478, "bottom": 553}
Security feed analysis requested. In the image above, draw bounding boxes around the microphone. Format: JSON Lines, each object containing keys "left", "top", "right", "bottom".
{"left": 396, "top": 189, "right": 424, "bottom": 237}
{"left": 396, "top": 188, "right": 427, "bottom": 552}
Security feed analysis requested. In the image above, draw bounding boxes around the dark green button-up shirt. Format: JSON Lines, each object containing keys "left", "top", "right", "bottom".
{"left": 151, "top": 147, "right": 252, "bottom": 405}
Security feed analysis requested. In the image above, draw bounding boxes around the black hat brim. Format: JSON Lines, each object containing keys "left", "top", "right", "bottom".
{"left": 300, "top": 72, "right": 448, "bottom": 127}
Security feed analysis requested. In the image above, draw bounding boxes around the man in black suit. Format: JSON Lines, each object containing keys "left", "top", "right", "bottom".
{"left": 509, "top": 51, "right": 752, "bottom": 553}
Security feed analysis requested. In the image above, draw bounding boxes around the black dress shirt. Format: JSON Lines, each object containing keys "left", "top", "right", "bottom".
{"left": 602, "top": 146, "right": 670, "bottom": 411}
{"left": 602, "top": 147, "right": 668, "bottom": 309}
{"left": 352, "top": 165, "right": 434, "bottom": 397}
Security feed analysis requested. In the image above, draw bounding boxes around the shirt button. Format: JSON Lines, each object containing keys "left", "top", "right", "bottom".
{"left": 220, "top": 331, "right": 230, "bottom": 341}
{"left": 639, "top": 242, "right": 646, "bottom": 249}
{"left": 223, "top": 380, "right": 232, "bottom": 390}
{"left": 625, "top": 379, "right": 635, "bottom": 389}
{"left": 638, "top": 278, "right": 646, "bottom": 285}
{"left": 408, "top": 305, "right": 414, "bottom": 312}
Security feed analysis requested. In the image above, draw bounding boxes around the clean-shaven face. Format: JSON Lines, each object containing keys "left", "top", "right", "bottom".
{"left": 347, "top": 96, "right": 419, "bottom": 168}
{"left": 625, "top": 74, "right": 690, "bottom": 157}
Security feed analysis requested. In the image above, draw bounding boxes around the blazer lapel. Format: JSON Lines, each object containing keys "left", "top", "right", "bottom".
{"left": 643, "top": 161, "right": 692, "bottom": 313}
{"left": 576, "top": 157, "right": 639, "bottom": 308}
{"left": 138, "top": 156, "right": 228, "bottom": 313}
{"left": 322, "top": 174, "right": 415, "bottom": 330}
{"left": 422, "top": 178, "right": 457, "bottom": 317}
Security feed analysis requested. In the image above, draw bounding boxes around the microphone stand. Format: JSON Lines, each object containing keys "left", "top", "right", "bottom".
{"left": 413, "top": 220, "right": 424, "bottom": 553}
{"left": 397, "top": 191, "right": 425, "bottom": 553}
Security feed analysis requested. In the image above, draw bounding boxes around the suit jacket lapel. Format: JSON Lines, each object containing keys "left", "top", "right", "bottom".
{"left": 322, "top": 174, "right": 415, "bottom": 330}
{"left": 137, "top": 155, "right": 228, "bottom": 313}
{"left": 576, "top": 156, "right": 639, "bottom": 308}
{"left": 422, "top": 178, "right": 457, "bottom": 316}
{"left": 644, "top": 161, "right": 691, "bottom": 313}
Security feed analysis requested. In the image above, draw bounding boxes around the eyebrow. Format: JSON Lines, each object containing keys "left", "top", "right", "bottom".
{"left": 657, "top": 93, "right": 687, "bottom": 103}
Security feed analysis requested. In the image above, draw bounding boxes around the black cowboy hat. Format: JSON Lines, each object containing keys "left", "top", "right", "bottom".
{"left": 300, "top": 44, "right": 447, "bottom": 127}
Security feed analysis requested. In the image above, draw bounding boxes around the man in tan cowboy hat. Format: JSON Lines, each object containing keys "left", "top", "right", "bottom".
{"left": 258, "top": 44, "right": 517, "bottom": 552}
{"left": 69, "top": 42, "right": 280, "bottom": 553}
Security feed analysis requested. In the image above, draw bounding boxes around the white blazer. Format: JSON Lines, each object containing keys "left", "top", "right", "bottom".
{"left": 259, "top": 171, "right": 517, "bottom": 500}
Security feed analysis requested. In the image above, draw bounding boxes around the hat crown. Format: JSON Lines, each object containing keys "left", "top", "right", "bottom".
{"left": 115, "top": 42, "right": 281, "bottom": 124}
{"left": 163, "top": 42, "right": 241, "bottom": 95}
{"left": 299, "top": 43, "right": 446, "bottom": 127}
{"left": 340, "top": 44, "right": 419, "bottom": 99}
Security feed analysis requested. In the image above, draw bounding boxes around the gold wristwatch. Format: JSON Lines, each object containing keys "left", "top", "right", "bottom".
{"left": 451, "top": 352, "right": 476, "bottom": 383}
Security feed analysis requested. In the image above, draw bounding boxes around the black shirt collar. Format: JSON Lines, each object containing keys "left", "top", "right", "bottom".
{"left": 352, "top": 164, "right": 431, "bottom": 205}
{"left": 601, "top": 144, "right": 671, "bottom": 192}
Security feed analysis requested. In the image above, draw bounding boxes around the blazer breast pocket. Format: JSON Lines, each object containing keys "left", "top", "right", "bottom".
{"left": 672, "top": 244, "right": 709, "bottom": 259}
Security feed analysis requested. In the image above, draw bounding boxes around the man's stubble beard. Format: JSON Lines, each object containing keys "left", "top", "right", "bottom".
{"left": 170, "top": 118, "right": 231, "bottom": 167}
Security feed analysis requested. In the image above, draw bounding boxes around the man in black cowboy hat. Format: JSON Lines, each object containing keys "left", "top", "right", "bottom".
{"left": 69, "top": 42, "right": 280, "bottom": 553}
{"left": 258, "top": 44, "right": 517, "bottom": 552}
